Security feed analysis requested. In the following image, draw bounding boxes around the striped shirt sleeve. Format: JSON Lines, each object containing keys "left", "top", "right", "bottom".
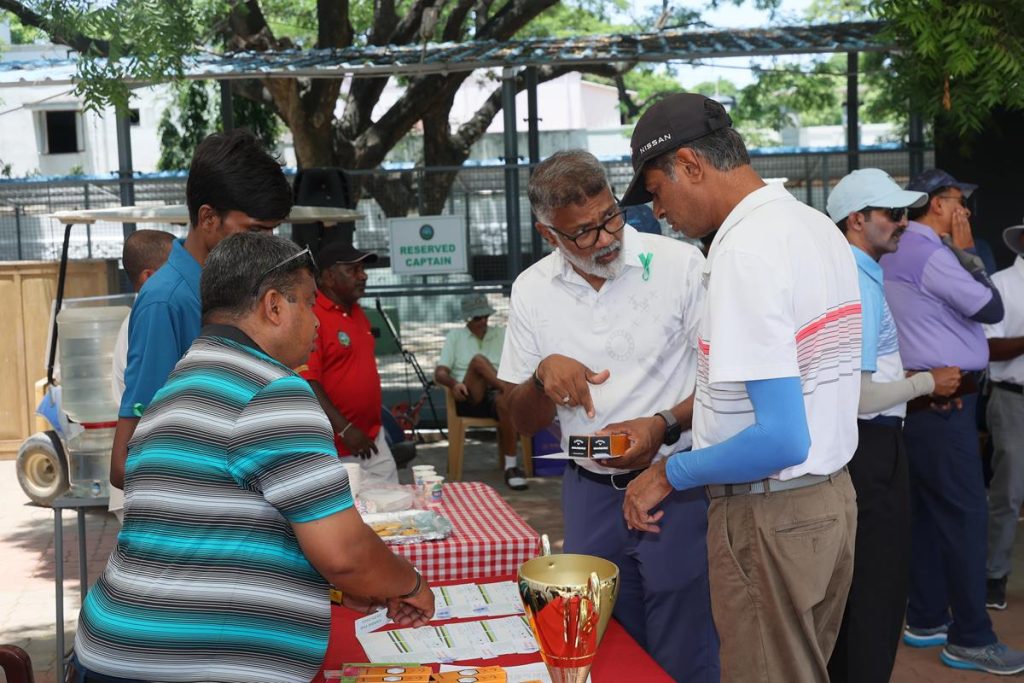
{"left": 227, "top": 374, "right": 352, "bottom": 523}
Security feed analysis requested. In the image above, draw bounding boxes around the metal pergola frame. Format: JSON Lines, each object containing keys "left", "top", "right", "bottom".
{"left": 0, "top": 20, "right": 906, "bottom": 263}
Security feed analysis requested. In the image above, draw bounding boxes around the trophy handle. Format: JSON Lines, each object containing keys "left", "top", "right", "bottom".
{"left": 541, "top": 533, "right": 552, "bottom": 557}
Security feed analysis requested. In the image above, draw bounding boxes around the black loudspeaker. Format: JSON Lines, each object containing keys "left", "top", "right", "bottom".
{"left": 291, "top": 168, "right": 356, "bottom": 255}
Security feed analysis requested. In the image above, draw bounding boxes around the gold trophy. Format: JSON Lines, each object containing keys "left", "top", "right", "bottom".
{"left": 518, "top": 535, "right": 619, "bottom": 683}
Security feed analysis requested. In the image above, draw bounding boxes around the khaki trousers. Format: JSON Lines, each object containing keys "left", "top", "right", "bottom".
{"left": 707, "top": 469, "right": 857, "bottom": 683}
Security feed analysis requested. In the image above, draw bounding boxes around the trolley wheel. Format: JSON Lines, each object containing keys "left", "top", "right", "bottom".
{"left": 16, "top": 431, "right": 69, "bottom": 506}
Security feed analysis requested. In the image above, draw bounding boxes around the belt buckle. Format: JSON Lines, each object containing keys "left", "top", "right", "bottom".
{"left": 609, "top": 471, "right": 630, "bottom": 491}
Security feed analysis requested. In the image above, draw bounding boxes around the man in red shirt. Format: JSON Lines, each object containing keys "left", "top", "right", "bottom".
{"left": 301, "top": 242, "right": 398, "bottom": 485}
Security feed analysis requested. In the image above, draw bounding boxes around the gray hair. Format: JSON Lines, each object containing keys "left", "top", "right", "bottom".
{"left": 528, "top": 150, "right": 611, "bottom": 224}
{"left": 647, "top": 127, "right": 750, "bottom": 177}
{"left": 201, "top": 232, "right": 312, "bottom": 321}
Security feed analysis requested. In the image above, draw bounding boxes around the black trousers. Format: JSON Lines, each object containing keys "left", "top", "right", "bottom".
{"left": 828, "top": 418, "right": 911, "bottom": 683}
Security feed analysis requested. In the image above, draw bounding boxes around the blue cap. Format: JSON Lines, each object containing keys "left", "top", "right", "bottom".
{"left": 906, "top": 169, "right": 977, "bottom": 198}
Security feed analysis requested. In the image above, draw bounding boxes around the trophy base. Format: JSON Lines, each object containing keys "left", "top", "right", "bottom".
{"left": 543, "top": 655, "right": 597, "bottom": 683}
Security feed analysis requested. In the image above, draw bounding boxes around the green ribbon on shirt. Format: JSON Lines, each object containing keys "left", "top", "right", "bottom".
{"left": 638, "top": 252, "right": 653, "bottom": 281}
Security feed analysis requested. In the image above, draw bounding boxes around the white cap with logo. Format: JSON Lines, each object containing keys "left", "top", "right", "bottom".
{"left": 826, "top": 168, "right": 928, "bottom": 223}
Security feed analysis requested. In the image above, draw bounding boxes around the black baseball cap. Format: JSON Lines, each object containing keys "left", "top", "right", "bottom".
{"left": 318, "top": 242, "right": 379, "bottom": 270}
{"left": 621, "top": 93, "right": 733, "bottom": 206}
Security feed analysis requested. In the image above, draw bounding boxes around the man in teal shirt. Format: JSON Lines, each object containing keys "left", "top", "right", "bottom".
{"left": 111, "top": 130, "right": 293, "bottom": 491}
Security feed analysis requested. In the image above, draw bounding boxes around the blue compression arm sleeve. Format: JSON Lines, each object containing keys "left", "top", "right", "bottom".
{"left": 665, "top": 376, "right": 811, "bottom": 491}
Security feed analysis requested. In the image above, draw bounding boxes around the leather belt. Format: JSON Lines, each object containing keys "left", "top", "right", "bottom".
{"left": 706, "top": 468, "right": 846, "bottom": 499}
{"left": 569, "top": 461, "right": 645, "bottom": 490}
{"left": 993, "top": 380, "right": 1024, "bottom": 395}
{"left": 906, "top": 370, "right": 981, "bottom": 414}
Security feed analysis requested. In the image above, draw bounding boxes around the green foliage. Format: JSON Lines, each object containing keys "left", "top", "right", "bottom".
{"left": 41, "top": 0, "right": 202, "bottom": 113}
{"left": 871, "top": 0, "right": 1024, "bottom": 135}
{"left": 1, "top": 10, "right": 46, "bottom": 43}
{"left": 157, "top": 81, "right": 280, "bottom": 171}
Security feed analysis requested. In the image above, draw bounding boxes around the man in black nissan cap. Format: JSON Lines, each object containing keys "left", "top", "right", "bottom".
{"left": 621, "top": 92, "right": 862, "bottom": 683}
{"left": 300, "top": 242, "right": 399, "bottom": 485}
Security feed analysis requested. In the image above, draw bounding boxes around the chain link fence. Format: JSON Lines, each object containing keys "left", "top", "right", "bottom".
{"left": 0, "top": 147, "right": 932, "bottom": 414}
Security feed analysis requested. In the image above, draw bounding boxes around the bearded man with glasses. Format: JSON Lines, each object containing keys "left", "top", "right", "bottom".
{"left": 880, "top": 169, "right": 1023, "bottom": 675}
{"left": 498, "top": 149, "right": 718, "bottom": 682}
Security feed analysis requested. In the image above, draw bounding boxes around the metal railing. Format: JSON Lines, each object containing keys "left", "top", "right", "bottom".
{"left": 0, "top": 146, "right": 933, "bottom": 411}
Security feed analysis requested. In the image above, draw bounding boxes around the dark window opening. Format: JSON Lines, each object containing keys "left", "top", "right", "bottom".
{"left": 45, "top": 111, "right": 78, "bottom": 154}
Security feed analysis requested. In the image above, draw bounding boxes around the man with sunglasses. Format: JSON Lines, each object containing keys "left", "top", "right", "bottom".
{"left": 826, "top": 169, "right": 964, "bottom": 683}
{"left": 499, "top": 149, "right": 717, "bottom": 682}
{"left": 301, "top": 241, "right": 399, "bottom": 485}
{"left": 434, "top": 293, "right": 529, "bottom": 490}
{"left": 880, "top": 169, "right": 1021, "bottom": 674}
{"left": 110, "top": 130, "right": 293, "bottom": 494}
{"left": 72, "top": 232, "right": 433, "bottom": 683}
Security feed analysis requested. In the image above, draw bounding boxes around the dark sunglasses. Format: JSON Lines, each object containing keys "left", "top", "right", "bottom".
{"left": 249, "top": 246, "right": 318, "bottom": 297}
{"left": 863, "top": 206, "right": 908, "bottom": 223}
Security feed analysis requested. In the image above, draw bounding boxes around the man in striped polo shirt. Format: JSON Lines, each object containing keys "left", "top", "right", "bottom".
{"left": 621, "top": 93, "right": 861, "bottom": 682}
{"left": 72, "top": 232, "right": 433, "bottom": 683}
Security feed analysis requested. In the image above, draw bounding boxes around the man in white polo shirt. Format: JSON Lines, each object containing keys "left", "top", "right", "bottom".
{"left": 499, "top": 149, "right": 718, "bottom": 682}
{"left": 620, "top": 93, "right": 861, "bottom": 683}
{"left": 985, "top": 225, "right": 1024, "bottom": 611}
{"left": 825, "top": 169, "right": 962, "bottom": 683}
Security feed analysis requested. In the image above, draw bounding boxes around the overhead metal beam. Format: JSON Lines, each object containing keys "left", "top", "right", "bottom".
{"left": 0, "top": 22, "right": 893, "bottom": 87}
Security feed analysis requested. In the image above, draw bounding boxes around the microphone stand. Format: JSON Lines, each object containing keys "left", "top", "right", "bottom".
{"left": 375, "top": 297, "right": 446, "bottom": 440}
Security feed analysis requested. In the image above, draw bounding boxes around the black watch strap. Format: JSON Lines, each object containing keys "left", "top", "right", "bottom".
{"left": 656, "top": 409, "right": 682, "bottom": 446}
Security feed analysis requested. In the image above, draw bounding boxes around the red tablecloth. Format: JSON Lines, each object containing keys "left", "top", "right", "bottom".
{"left": 392, "top": 482, "right": 541, "bottom": 582}
{"left": 314, "top": 576, "right": 672, "bottom": 682}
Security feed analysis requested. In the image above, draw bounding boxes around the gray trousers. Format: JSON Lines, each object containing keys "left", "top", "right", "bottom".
{"left": 986, "top": 385, "right": 1024, "bottom": 579}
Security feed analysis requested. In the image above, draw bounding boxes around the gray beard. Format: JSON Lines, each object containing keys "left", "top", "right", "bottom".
{"left": 553, "top": 234, "right": 625, "bottom": 280}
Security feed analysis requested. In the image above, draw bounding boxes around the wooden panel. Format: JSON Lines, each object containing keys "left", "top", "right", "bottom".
{"left": 0, "top": 259, "right": 117, "bottom": 460}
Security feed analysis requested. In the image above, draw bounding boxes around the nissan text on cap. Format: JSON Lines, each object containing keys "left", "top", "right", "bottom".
{"left": 621, "top": 92, "right": 733, "bottom": 206}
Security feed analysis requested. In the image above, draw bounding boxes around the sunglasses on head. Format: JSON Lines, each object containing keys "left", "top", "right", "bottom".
{"left": 249, "top": 247, "right": 318, "bottom": 297}
{"left": 862, "top": 206, "right": 908, "bottom": 223}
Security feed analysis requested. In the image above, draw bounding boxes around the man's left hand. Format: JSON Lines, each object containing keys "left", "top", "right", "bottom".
{"left": 951, "top": 206, "right": 975, "bottom": 250}
{"left": 599, "top": 416, "right": 664, "bottom": 470}
{"left": 341, "top": 592, "right": 385, "bottom": 614}
{"left": 623, "top": 460, "right": 674, "bottom": 534}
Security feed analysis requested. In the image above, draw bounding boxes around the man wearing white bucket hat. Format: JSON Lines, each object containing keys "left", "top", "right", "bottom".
{"left": 434, "top": 292, "right": 529, "bottom": 490}
{"left": 984, "top": 225, "right": 1024, "bottom": 612}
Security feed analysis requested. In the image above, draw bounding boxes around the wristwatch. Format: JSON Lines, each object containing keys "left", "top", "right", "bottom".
{"left": 655, "top": 410, "right": 682, "bottom": 446}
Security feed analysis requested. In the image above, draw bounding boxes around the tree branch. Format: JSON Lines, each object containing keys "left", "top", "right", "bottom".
{"left": 369, "top": 0, "right": 398, "bottom": 45}
{"left": 0, "top": 0, "right": 109, "bottom": 55}
{"left": 442, "top": 0, "right": 476, "bottom": 42}
{"left": 476, "top": 0, "right": 558, "bottom": 40}
{"left": 317, "top": 0, "right": 353, "bottom": 49}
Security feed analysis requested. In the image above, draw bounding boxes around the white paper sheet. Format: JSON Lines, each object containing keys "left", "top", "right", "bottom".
{"left": 432, "top": 580, "right": 525, "bottom": 620}
{"left": 357, "top": 615, "right": 539, "bottom": 664}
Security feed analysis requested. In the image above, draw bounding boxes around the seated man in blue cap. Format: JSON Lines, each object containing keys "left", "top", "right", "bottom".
{"left": 434, "top": 293, "right": 529, "bottom": 490}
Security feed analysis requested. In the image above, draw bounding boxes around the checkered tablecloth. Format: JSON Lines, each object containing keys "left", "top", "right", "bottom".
{"left": 393, "top": 482, "right": 541, "bottom": 582}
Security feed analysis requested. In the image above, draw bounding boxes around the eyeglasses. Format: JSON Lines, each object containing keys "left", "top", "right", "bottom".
{"left": 542, "top": 208, "right": 627, "bottom": 249}
{"left": 863, "top": 206, "right": 908, "bottom": 223}
{"left": 936, "top": 194, "right": 969, "bottom": 208}
{"left": 250, "top": 246, "right": 318, "bottom": 297}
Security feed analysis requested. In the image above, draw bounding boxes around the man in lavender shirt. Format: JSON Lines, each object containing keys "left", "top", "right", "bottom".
{"left": 881, "top": 169, "right": 1021, "bottom": 675}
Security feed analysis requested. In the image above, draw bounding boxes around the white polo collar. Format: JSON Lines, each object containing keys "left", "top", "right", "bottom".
{"left": 550, "top": 224, "right": 644, "bottom": 284}
{"left": 703, "top": 182, "right": 791, "bottom": 276}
